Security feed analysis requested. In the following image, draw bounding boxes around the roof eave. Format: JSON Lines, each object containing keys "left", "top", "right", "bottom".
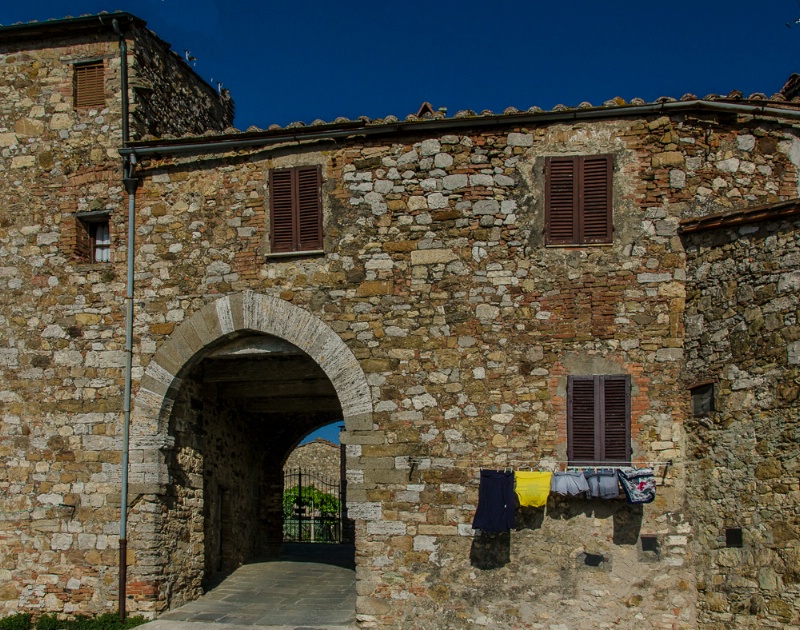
{"left": 0, "top": 12, "right": 144, "bottom": 43}
{"left": 679, "top": 199, "right": 800, "bottom": 233}
{"left": 120, "top": 99, "right": 800, "bottom": 159}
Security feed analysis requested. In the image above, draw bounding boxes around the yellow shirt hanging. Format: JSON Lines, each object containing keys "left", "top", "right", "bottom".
{"left": 514, "top": 471, "right": 552, "bottom": 508}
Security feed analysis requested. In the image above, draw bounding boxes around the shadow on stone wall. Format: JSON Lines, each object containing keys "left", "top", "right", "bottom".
{"left": 470, "top": 531, "right": 511, "bottom": 570}
{"left": 612, "top": 504, "right": 644, "bottom": 545}
{"left": 516, "top": 497, "right": 643, "bottom": 540}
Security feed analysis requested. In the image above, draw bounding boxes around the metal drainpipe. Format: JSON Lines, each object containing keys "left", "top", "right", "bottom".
{"left": 111, "top": 16, "right": 138, "bottom": 621}
{"left": 120, "top": 162, "right": 138, "bottom": 621}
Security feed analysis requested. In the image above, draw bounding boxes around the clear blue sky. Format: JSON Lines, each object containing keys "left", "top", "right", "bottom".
{"left": 301, "top": 422, "right": 345, "bottom": 446}
{"left": 3, "top": 1, "right": 799, "bottom": 130}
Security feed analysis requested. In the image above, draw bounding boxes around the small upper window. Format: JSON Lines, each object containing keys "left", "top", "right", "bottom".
{"left": 90, "top": 220, "right": 111, "bottom": 263}
{"left": 691, "top": 383, "right": 715, "bottom": 416}
{"left": 269, "top": 166, "right": 323, "bottom": 254}
{"left": 74, "top": 212, "right": 111, "bottom": 263}
{"left": 568, "top": 374, "right": 631, "bottom": 465}
{"left": 545, "top": 155, "right": 613, "bottom": 246}
{"left": 74, "top": 61, "right": 105, "bottom": 109}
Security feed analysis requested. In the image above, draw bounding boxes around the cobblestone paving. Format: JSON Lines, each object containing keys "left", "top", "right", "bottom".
{"left": 141, "top": 544, "right": 355, "bottom": 629}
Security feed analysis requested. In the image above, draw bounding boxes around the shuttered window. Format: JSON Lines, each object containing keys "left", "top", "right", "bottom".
{"left": 73, "top": 61, "right": 105, "bottom": 109}
{"left": 74, "top": 212, "right": 111, "bottom": 264}
{"left": 568, "top": 375, "right": 630, "bottom": 465}
{"left": 269, "top": 166, "right": 323, "bottom": 253}
{"left": 545, "top": 155, "right": 613, "bottom": 245}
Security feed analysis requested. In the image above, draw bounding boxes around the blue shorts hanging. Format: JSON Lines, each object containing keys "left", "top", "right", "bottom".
{"left": 472, "top": 470, "right": 516, "bottom": 532}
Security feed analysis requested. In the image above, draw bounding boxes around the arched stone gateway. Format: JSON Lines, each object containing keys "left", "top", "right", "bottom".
{"left": 126, "top": 292, "right": 371, "bottom": 610}
{"left": 134, "top": 291, "right": 372, "bottom": 430}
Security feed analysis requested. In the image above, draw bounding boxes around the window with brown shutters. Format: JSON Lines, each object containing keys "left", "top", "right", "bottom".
{"left": 73, "top": 61, "right": 105, "bottom": 109}
{"left": 269, "top": 166, "right": 323, "bottom": 254}
{"left": 74, "top": 211, "right": 111, "bottom": 264}
{"left": 567, "top": 374, "right": 631, "bottom": 465}
{"left": 545, "top": 155, "right": 613, "bottom": 245}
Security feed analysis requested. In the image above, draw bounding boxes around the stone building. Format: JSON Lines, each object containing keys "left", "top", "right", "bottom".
{"left": 0, "top": 11, "right": 798, "bottom": 628}
{"left": 284, "top": 438, "right": 342, "bottom": 483}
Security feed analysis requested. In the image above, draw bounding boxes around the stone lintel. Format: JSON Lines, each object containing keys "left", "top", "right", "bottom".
{"left": 343, "top": 430, "right": 384, "bottom": 445}
{"left": 343, "top": 412, "right": 373, "bottom": 431}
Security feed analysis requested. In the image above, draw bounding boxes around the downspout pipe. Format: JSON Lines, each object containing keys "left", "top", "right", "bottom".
{"left": 120, "top": 161, "right": 138, "bottom": 621}
{"left": 110, "top": 16, "right": 138, "bottom": 621}
{"left": 112, "top": 18, "right": 130, "bottom": 145}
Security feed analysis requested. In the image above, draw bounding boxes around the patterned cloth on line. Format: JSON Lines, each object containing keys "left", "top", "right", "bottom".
{"left": 617, "top": 467, "right": 656, "bottom": 504}
{"left": 472, "top": 470, "right": 516, "bottom": 532}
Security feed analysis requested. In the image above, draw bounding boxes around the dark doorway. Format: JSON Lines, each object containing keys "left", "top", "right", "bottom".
{"left": 163, "top": 333, "right": 350, "bottom": 599}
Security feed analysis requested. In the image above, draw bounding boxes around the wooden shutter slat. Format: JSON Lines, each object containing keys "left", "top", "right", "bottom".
{"left": 581, "top": 156, "right": 612, "bottom": 244}
{"left": 569, "top": 377, "right": 597, "bottom": 463}
{"left": 546, "top": 158, "right": 578, "bottom": 245}
{"left": 270, "top": 169, "right": 295, "bottom": 252}
{"left": 74, "top": 61, "right": 105, "bottom": 109}
{"left": 602, "top": 375, "right": 630, "bottom": 462}
{"left": 296, "top": 166, "right": 322, "bottom": 250}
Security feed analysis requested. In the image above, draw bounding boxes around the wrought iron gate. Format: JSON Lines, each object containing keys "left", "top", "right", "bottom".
{"left": 283, "top": 468, "right": 342, "bottom": 543}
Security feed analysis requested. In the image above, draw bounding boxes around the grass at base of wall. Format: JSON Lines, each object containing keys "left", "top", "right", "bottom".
{"left": 0, "top": 613, "right": 147, "bottom": 629}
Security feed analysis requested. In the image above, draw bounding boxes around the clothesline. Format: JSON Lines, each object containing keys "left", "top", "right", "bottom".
{"left": 473, "top": 464, "right": 660, "bottom": 531}
{"left": 481, "top": 460, "right": 675, "bottom": 471}
{"left": 480, "top": 460, "right": 675, "bottom": 486}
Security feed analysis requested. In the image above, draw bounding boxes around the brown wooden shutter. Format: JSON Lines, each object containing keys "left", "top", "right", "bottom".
{"left": 270, "top": 166, "right": 322, "bottom": 253}
{"left": 74, "top": 61, "right": 105, "bottom": 109}
{"left": 568, "top": 376, "right": 597, "bottom": 463}
{"left": 74, "top": 217, "right": 90, "bottom": 261}
{"left": 270, "top": 169, "right": 295, "bottom": 252}
{"left": 295, "top": 165, "right": 322, "bottom": 251}
{"left": 601, "top": 375, "right": 630, "bottom": 463}
{"left": 569, "top": 374, "right": 630, "bottom": 464}
{"left": 545, "top": 157, "right": 578, "bottom": 245}
{"left": 580, "top": 155, "right": 613, "bottom": 244}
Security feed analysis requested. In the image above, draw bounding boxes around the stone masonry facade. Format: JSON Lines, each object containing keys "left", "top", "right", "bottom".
{"left": 683, "top": 211, "right": 800, "bottom": 628}
{"left": 284, "top": 439, "right": 342, "bottom": 483}
{"left": 0, "top": 12, "right": 798, "bottom": 629}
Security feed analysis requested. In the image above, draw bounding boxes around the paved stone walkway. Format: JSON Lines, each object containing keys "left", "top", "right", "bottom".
{"left": 140, "top": 544, "right": 356, "bottom": 629}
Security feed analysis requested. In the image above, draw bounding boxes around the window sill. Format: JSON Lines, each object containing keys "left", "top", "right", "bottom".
{"left": 545, "top": 243, "right": 613, "bottom": 248}
{"left": 264, "top": 250, "right": 325, "bottom": 261}
{"left": 74, "top": 262, "right": 113, "bottom": 270}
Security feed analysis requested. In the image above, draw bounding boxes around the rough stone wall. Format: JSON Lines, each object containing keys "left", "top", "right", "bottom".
{"left": 0, "top": 28, "right": 240, "bottom": 617}
{"left": 284, "top": 438, "right": 342, "bottom": 482}
{"left": 127, "top": 23, "right": 233, "bottom": 140}
{"left": 0, "top": 31, "right": 127, "bottom": 617}
{"left": 683, "top": 217, "right": 800, "bottom": 628}
{"left": 115, "top": 113, "right": 796, "bottom": 627}
{"left": 2, "top": 34, "right": 800, "bottom": 624}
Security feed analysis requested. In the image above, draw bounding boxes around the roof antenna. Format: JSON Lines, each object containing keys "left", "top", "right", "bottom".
{"left": 787, "top": 2, "right": 800, "bottom": 28}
